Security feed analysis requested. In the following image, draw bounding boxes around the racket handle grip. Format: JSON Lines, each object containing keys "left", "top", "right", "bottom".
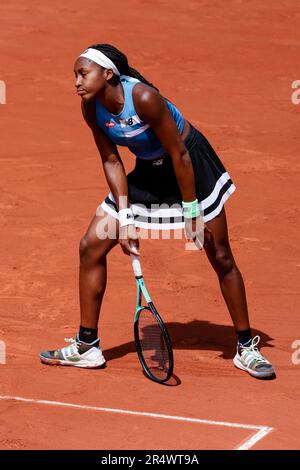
{"left": 130, "top": 253, "right": 142, "bottom": 277}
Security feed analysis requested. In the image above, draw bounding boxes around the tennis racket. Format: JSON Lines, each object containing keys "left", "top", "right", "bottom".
{"left": 130, "top": 251, "right": 174, "bottom": 383}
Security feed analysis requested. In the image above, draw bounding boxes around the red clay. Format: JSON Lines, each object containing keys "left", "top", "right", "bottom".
{"left": 0, "top": 0, "right": 300, "bottom": 450}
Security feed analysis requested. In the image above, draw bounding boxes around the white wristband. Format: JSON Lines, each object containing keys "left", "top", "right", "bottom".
{"left": 119, "top": 208, "right": 135, "bottom": 227}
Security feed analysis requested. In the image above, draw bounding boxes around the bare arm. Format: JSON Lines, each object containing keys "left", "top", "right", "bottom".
{"left": 133, "top": 84, "right": 196, "bottom": 202}
{"left": 133, "top": 85, "right": 205, "bottom": 249}
{"left": 81, "top": 101, "right": 129, "bottom": 210}
{"left": 81, "top": 101, "right": 139, "bottom": 255}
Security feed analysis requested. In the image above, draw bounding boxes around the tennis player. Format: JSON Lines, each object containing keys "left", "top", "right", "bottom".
{"left": 40, "top": 44, "right": 275, "bottom": 379}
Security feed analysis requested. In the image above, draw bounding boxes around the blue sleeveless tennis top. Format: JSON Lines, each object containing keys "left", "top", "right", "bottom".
{"left": 95, "top": 75, "right": 185, "bottom": 160}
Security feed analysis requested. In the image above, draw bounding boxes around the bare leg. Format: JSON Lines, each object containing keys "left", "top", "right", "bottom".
{"left": 204, "top": 208, "right": 250, "bottom": 331}
{"left": 39, "top": 212, "right": 119, "bottom": 367}
{"left": 79, "top": 213, "right": 119, "bottom": 329}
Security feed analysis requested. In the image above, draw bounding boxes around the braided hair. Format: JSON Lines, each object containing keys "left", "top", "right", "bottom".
{"left": 87, "top": 43, "right": 159, "bottom": 91}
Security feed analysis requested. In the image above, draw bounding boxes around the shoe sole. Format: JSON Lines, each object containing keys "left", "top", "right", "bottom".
{"left": 40, "top": 355, "right": 106, "bottom": 369}
{"left": 233, "top": 355, "right": 276, "bottom": 380}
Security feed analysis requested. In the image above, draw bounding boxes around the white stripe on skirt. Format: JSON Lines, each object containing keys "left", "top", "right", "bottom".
{"left": 100, "top": 173, "right": 236, "bottom": 229}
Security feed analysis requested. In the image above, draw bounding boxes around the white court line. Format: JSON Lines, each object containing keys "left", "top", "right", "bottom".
{"left": 0, "top": 395, "right": 273, "bottom": 450}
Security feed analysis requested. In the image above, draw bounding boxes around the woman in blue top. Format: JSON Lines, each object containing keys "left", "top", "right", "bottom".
{"left": 40, "top": 44, "right": 275, "bottom": 379}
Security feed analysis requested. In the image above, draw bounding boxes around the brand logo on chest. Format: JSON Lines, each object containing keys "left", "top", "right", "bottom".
{"left": 120, "top": 116, "right": 140, "bottom": 127}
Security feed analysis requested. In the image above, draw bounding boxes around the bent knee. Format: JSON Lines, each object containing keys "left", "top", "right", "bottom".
{"left": 79, "top": 236, "right": 102, "bottom": 263}
{"left": 79, "top": 236, "right": 91, "bottom": 260}
{"left": 214, "top": 248, "right": 235, "bottom": 276}
{"left": 79, "top": 232, "right": 117, "bottom": 263}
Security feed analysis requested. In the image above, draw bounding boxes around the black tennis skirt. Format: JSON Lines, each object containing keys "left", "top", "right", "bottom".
{"left": 100, "top": 124, "right": 236, "bottom": 230}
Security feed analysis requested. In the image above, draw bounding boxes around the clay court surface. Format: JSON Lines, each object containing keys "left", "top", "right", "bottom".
{"left": 0, "top": 0, "right": 300, "bottom": 450}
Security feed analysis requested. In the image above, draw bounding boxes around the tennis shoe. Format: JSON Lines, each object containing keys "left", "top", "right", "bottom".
{"left": 40, "top": 336, "right": 106, "bottom": 368}
{"left": 233, "top": 335, "right": 275, "bottom": 379}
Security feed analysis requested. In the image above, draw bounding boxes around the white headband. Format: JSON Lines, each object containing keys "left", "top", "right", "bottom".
{"left": 79, "top": 48, "right": 120, "bottom": 76}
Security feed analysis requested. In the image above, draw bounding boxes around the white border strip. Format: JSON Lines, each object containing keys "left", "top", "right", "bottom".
{"left": 104, "top": 173, "right": 233, "bottom": 215}
{"left": 236, "top": 426, "right": 274, "bottom": 451}
{"left": 105, "top": 193, "right": 183, "bottom": 217}
{"left": 101, "top": 183, "right": 236, "bottom": 228}
{"left": 201, "top": 172, "right": 231, "bottom": 209}
{"left": 203, "top": 184, "right": 236, "bottom": 222}
{"left": 101, "top": 200, "right": 185, "bottom": 230}
{"left": 0, "top": 395, "right": 273, "bottom": 450}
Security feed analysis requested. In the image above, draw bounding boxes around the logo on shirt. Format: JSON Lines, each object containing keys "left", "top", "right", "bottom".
{"left": 120, "top": 116, "right": 137, "bottom": 127}
{"left": 152, "top": 158, "right": 164, "bottom": 166}
{"left": 105, "top": 121, "right": 116, "bottom": 128}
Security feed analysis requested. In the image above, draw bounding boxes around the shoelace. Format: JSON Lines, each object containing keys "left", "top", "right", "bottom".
{"left": 64, "top": 338, "right": 81, "bottom": 353}
{"left": 240, "top": 335, "right": 269, "bottom": 365}
{"left": 64, "top": 337, "right": 78, "bottom": 345}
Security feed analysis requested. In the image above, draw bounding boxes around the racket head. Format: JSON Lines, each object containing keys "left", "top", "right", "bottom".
{"left": 134, "top": 303, "right": 174, "bottom": 384}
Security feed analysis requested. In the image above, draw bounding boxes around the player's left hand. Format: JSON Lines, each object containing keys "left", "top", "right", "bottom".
{"left": 184, "top": 215, "right": 205, "bottom": 250}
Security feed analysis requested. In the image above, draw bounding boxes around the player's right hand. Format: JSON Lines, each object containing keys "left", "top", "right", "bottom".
{"left": 119, "top": 224, "right": 140, "bottom": 256}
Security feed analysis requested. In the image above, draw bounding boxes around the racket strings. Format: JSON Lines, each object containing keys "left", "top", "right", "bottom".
{"left": 138, "top": 308, "right": 170, "bottom": 380}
